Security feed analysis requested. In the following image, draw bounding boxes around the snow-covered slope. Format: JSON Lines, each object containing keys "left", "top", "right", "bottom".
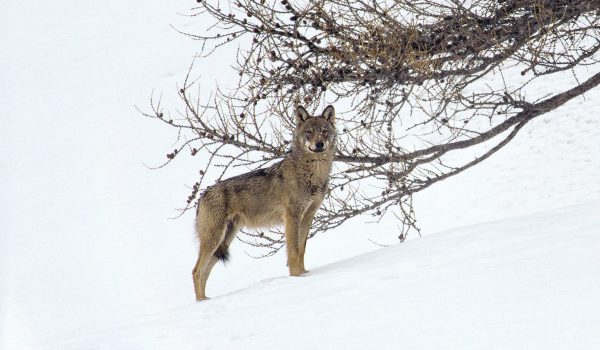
{"left": 2, "top": 1, "right": 600, "bottom": 350}
{"left": 35, "top": 201, "right": 600, "bottom": 350}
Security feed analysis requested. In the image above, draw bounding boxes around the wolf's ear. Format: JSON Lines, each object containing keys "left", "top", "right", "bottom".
{"left": 295, "top": 105, "right": 311, "bottom": 125}
{"left": 322, "top": 105, "right": 335, "bottom": 124}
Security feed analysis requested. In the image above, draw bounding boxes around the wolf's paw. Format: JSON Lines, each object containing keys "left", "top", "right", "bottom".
{"left": 289, "top": 268, "right": 305, "bottom": 277}
{"left": 289, "top": 267, "right": 310, "bottom": 276}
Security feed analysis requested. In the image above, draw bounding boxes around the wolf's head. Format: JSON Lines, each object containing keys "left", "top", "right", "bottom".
{"left": 293, "top": 105, "right": 336, "bottom": 155}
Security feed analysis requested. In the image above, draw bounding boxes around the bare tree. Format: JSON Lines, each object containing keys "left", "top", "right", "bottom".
{"left": 143, "top": 0, "right": 600, "bottom": 255}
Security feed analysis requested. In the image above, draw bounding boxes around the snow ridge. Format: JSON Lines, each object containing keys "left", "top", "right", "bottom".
{"left": 38, "top": 202, "right": 600, "bottom": 350}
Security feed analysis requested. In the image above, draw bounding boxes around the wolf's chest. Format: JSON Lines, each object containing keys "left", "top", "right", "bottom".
{"left": 295, "top": 178, "right": 328, "bottom": 204}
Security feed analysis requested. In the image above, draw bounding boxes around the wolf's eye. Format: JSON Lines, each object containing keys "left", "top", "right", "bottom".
{"left": 305, "top": 129, "right": 313, "bottom": 135}
{"left": 322, "top": 129, "right": 328, "bottom": 136}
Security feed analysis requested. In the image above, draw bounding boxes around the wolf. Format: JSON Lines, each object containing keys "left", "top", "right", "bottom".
{"left": 192, "top": 105, "right": 336, "bottom": 301}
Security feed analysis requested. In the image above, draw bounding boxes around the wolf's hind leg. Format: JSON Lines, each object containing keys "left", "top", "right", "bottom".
{"left": 192, "top": 217, "right": 227, "bottom": 301}
{"left": 193, "top": 246, "right": 219, "bottom": 301}
{"left": 197, "top": 220, "right": 239, "bottom": 298}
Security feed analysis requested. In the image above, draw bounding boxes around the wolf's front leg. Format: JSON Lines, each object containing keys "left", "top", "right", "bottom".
{"left": 284, "top": 211, "right": 303, "bottom": 276}
{"left": 298, "top": 201, "right": 320, "bottom": 274}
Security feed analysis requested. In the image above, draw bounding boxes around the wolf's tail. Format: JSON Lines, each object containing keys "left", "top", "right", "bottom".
{"left": 214, "top": 245, "right": 230, "bottom": 263}
{"left": 213, "top": 220, "right": 236, "bottom": 263}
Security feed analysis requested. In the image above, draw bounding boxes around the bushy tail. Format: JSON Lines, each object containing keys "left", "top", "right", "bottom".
{"left": 213, "top": 220, "right": 236, "bottom": 263}
{"left": 214, "top": 245, "right": 230, "bottom": 263}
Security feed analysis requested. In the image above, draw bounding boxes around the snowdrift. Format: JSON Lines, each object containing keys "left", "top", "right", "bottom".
{"left": 36, "top": 201, "right": 600, "bottom": 350}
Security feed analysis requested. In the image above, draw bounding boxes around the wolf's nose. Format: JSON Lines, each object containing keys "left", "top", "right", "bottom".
{"left": 315, "top": 141, "right": 324, "bottom": 150}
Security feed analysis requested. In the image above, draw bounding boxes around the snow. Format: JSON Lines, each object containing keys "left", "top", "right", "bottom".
{"left": 2, "top": 1, "right": 599, "bottom": 350}
{"left": 26, "top": 202, "right": 600, "bottom": 350}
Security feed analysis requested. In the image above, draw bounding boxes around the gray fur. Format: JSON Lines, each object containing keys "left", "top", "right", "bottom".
{"left": 192, "top": 105, "right": 336, "bottom": 301}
